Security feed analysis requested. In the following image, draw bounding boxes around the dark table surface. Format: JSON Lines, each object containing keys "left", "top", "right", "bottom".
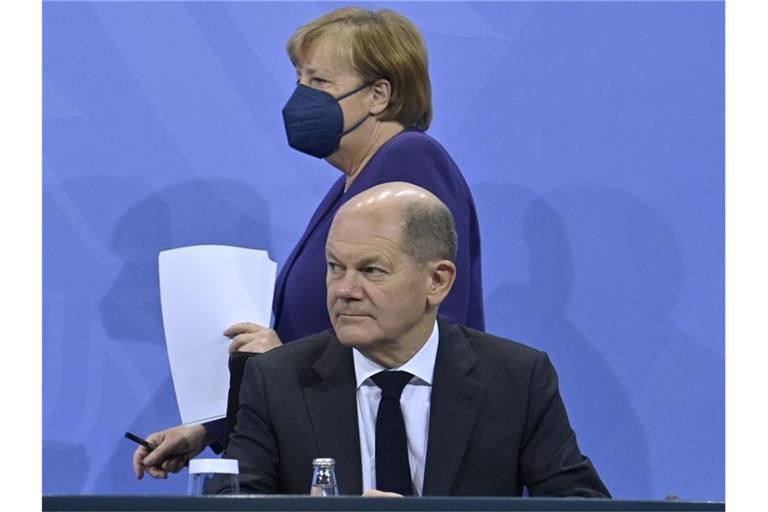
{"left": 43, "top": 496, "right": 725, "bottom": 512}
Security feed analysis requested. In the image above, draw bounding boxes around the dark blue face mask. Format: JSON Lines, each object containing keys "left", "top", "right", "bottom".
{"left": 282, "top": 82, "right": 372, "bottom": 159}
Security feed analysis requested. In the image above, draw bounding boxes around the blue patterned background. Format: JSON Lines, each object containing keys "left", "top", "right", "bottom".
{"left": 43, "top": 1, "right": 724, "bottom": 499}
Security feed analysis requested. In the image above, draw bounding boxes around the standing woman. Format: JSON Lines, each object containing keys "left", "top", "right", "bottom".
{"left": 231, "top": 6, "right": 484, "bottom": 351}
{"left": 133, "top": 7, "right": 485, "bottom": 479}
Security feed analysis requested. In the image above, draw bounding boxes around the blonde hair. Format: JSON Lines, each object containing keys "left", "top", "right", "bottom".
{"left": 287, "top": 7, "right": 432, "bottom": 130}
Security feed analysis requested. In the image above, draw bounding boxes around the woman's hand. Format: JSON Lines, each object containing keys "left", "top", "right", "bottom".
{"left": 224, "top": 322, "right": 283, "bottom": 354}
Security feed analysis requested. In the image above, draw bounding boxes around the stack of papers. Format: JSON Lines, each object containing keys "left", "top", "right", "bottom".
{"left": 159, "top": 245, "right": 277, "bottom": 425}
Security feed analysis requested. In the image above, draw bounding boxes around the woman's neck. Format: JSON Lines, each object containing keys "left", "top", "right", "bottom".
{"left": 327, "top": 121, "right": 405, "bottom": 191}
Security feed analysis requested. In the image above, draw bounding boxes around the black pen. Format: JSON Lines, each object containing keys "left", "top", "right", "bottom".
{"left": 125, "top": 431, "right": 157, "bottom": 451}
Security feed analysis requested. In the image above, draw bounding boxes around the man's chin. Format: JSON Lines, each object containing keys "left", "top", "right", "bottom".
{"left": 333, "top": 324, "right": 372, "bottom": 348}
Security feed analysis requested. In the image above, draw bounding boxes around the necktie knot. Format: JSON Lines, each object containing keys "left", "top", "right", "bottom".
{"left": 371, "top": 371, "right": 413, "bottom": 399}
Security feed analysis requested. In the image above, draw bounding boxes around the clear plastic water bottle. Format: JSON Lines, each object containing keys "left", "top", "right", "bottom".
{"left": 309, "top": 457, "right": 339, "bottom": 496}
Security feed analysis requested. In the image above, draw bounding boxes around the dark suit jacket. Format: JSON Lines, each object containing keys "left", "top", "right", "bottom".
{"left": 219, "top": 319, "right": 609, "bottom": 497}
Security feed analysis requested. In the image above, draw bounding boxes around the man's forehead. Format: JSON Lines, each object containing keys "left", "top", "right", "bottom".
{"left": 326, "top": 247, "right": 392, "bottom": 268}
{"left": 327, "top": 215, "right": 404, "bottom": 259}
{"left": 326, "top": 231, "right": 400, "bottom": 255}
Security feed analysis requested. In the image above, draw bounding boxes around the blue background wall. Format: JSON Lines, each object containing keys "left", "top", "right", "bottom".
{"left": 42, "top": 1, "right": 724, "bottom": 499}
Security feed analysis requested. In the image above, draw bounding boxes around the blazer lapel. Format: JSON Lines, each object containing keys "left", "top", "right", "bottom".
{"left": 303, "top": 334, "right": 363, "bottom": 495}
{"left": 422, "top": 319, "right": 486, "bottom": 495}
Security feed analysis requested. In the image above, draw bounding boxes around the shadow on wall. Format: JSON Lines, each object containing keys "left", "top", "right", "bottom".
{"left": 478, "top": 183, "right": 653, "bottom": 498}
{"left": 44, "top": 175, "right": 166, "bottom": 494}
{"left": 475, "top": 182, "right": 723, "bottom": 499}
{"left": 474, "top": 183, "right": 651, "bottom": 497}
{"left": 96, "top": 179, "right": 274, "bottom": 494}
{"left": 42, "top": 177, "right": 272, "bottom": 495}
{"left": 99, "top": 179, "right": 272, "bottom": 343}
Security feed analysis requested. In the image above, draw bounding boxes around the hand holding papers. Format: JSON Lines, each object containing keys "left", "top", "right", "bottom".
{"left": 159, "top": 245, "right": 276, "bottom": 426}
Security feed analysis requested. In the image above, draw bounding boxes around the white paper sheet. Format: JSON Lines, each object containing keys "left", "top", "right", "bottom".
{"left": 158, "top": 245, "right": 277, "bottom": 426}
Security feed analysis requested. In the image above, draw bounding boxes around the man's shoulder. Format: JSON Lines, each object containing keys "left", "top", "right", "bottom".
{"left": 262, "top": 330, "right": 334, "bottom": 361}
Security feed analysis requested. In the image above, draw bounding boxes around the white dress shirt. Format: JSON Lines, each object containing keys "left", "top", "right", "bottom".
{"left": 353, "top": 320, "right": 439, "bottom": 496}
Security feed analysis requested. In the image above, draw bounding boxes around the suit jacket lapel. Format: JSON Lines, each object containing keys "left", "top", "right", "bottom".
{"left": 422, "top": 319, "right": 486, "bottom": 495}
{"left": 303, "top": 333, "right": 363, "bottom": 495}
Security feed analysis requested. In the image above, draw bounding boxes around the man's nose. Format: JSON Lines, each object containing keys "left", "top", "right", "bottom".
{"left": 335, "top": 271, "right": 364, "bottom": 300}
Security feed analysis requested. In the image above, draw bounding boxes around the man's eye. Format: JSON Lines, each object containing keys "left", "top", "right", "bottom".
{"left": 328, "top": 262, "right": 341, "bottom": 272}
{"left": 312, "top": 77, "right": 329, "bottom": 85}
{"left": 364, "top": 267, "right": 385, "bottom": 275}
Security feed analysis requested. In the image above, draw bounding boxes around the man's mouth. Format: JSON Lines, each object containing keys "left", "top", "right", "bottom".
{"left": 336, "top": 312, "right": 368, "bottom": 319}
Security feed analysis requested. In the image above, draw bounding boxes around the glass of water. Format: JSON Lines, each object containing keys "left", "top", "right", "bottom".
{"left": 187, "top": 458, "right": 240, "bottom": 496}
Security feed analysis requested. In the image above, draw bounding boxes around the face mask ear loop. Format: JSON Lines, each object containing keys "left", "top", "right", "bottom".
{"left": 336, "top": 80, "right": 378, "bottom": 137}
{"left": 340, "top": 112, "right": 371, "bottom": 136}
{"left": 334, "top": 80, "right": 375, "bottom": 102}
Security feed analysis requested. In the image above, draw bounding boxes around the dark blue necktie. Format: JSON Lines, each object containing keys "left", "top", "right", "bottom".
{"left": 371, "top": 370, "right": 414, "bottom": 495}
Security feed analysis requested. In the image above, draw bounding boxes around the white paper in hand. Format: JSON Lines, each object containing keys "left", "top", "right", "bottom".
{"left": 159, "top": 245, "right": 277, "bottom": 425}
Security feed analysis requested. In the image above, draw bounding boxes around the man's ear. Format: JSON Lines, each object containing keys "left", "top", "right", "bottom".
{"left": 369, "top": 79, "right": 392, "bottom": 116}
{"left": 425, "top": 260, "right": 457, "bottom": 308}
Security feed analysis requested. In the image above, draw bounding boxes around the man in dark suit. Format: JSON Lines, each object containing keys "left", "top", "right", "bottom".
{"left": 134, "top": 181, "right": 608, "bottom": 496}
{"left": 213, "top": 182, "right": 609, "bottom": 496}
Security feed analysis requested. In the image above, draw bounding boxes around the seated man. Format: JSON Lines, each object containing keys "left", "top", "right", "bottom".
{"left": 135, "top": 182, "right": 610, "bottom": 497}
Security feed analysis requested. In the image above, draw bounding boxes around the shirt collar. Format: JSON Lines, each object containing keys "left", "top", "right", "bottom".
{"left": 352, "top": 319, "right": 439, "bottom": 388}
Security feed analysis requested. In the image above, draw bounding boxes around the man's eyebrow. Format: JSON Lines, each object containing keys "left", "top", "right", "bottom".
{"left": 356, "top": 255, "right": 388, "bottom": 267}
{"left": 325, "top": 247, "right": 339, "bottom": 261}
{"left": 324, "top": 247, "right": 385, "bottom": 266}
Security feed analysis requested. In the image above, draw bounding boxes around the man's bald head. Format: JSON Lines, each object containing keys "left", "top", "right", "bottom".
{"left": 334, "top": 182, "right": 457, "bottom": 265}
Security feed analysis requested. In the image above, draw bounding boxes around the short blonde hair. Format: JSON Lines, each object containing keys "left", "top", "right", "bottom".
{"left": 287, "top": 7, "right": 432, "bottom": 130}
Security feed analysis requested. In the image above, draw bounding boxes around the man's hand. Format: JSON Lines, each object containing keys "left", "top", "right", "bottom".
{"left": 224, "top": 322, "right": 283, "bottom": 354}
{"left": 362, "top": 489, "right": 404, "bottom": 497}
{"left": 132, "top": 424, "right": 209, "bottom": 480}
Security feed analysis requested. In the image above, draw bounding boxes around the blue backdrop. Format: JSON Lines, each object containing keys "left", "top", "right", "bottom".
{"left": 42, "top": 1, "right": 724, "bottom": 500}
